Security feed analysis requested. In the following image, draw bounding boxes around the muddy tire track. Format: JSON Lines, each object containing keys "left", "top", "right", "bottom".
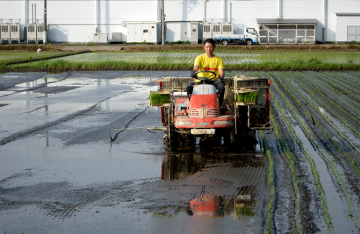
{"left": 0, "top": 103, "right": 98, "bottom": 146}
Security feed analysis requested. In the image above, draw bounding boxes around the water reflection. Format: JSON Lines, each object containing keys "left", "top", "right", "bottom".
{"left": 161, "top": 153, "right": 205, "bottom": 180}
{"left": 161, "top": 152, "right": 265, "bottom": 219}
{"left": 161, "top": 152, "right": 264, "bottom": 181}
{"left": 188, "top": 188, "right": 256, "bottom": 218}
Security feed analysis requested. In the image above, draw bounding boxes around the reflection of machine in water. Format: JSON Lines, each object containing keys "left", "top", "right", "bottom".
{"left": 161, "top": 152, "right": 264, "bottom": 218}
{"left": 187, "top": 187, "right": 257, "bottom": 218}
{"left": 161, "top": 152, "right": 264, "bottom": 181}
{"left": 161, "top": 153, "right": 206, "bottom": 180}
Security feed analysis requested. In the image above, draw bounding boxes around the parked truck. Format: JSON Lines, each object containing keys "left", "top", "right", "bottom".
{"left": 203, "top": 22, "right": 258, "bottom": 45}
{"left": 149, "top": 72, "right": 272, "bottom": 151}
{"left": 214, "top": 28, "right": 258, "bottom": 45}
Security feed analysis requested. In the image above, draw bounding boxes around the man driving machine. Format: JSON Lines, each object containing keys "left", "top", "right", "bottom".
{"left": 186, "top": 38, "right": 225, "bottom": 107}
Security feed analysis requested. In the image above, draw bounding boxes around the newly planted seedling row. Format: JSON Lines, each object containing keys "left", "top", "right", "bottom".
{"left": 267, "top": 73, "right": 360, "bottom": 232}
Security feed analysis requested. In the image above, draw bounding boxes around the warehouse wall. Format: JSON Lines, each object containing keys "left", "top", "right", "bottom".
{"left": 282, "top": 0, "right": 323, "bottom": 41}
{"left": 336, "top": 16, "right": 360, "bottom": 42}
{"left": 47, "top": 0, "right": 158, "bottom": 42}
{"left": 165, "top": 0, "right": 203, "bottom": 21}
{"left": 166, "top": 22, "right": 190, "bottom": 42}
{"left": 328, "top": 0, "right": 360, "bottom": 42}
{"left": 226, "top": 0, "right": 278, "bottom": 34}
{"left": 0, "top": 0, "right": 158, "bottom": 43}
{"left": 0, "top": 0, "right": 360, "bottom": 43}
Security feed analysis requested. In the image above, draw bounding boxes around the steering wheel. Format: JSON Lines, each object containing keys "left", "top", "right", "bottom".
{"left": 194, "top": 70, "right": 217, "bottom": 83}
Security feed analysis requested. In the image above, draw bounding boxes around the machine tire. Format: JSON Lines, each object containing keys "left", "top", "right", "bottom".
{"left": 246, "top": 40, "right": 253, "bottom": 46}
{"left": 221, "top": 40, "right": 229, "bottom": 45}
{"left": 164, "top": 104, "right": 181, "bottom": 151}
{"left": 169, "top": 127, "right": 181, "bottom": 150}
{"left": 223, "top": 133, "right": 233, "bottom": 148}
{"left": 184, "top": 134, "right": 196, "bottom": 147}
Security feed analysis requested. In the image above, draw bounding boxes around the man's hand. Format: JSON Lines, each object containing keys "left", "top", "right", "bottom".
{"left": 191, "top": 71, "right": 197, "bottom": 78}
{"left": 219, "top": 77, "right": 225, "bottom": 86}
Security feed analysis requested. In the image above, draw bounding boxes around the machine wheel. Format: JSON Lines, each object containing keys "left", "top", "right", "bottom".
{"left": 184, "top": 134, "right": 196, "bottom": 147}
{"left": 246, "top": 40, "right": 253, "bottom": 46}
{"left": 221, "top": 40, "right": 229, "bottom": 45}
{"left": 223, "top": 133, "right": 233, "bottom": 147}
{"left": 169, "top": 127, "right": 181, "bottom": 151}
{"left": 164, "top": 105, "right": 181, "bottom": 151}
{"left": 235, "top": 126, "right": 258, "bottom": 151}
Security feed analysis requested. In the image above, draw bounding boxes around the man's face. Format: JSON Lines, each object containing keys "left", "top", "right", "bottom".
{"left": 204, "top": 42, "right": 215, "bottom": 57}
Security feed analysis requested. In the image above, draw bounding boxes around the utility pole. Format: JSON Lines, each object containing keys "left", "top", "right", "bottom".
{"left": 161, "top": 0, "right": 165, "bottom": 45}
{"left": 43, "top": 0, "right": 47, "bottom": 45}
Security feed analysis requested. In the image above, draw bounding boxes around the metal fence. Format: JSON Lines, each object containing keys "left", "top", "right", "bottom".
{"left": 259, "top": 24, "right": 315, "bottom": 44}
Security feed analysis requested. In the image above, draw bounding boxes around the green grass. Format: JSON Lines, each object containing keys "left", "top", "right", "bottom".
{"left": 166, "top": 40, "right": 191, "bottom": 45}
{"left": 0, "top": 50, "right": 359, "bottom": 76}
{"left": 123, "top": 41, "right": 154, "bottom": 45}
{"left": 0, "top": 51, "right": 71, "bottom": 64}
{"left": 149, "top": 92, "right": 170, "bottom": 105}
{"left": 2, "top": 49, "right": 360, "bottom": 71}
{"left": 225, "top": 58, "right": 360, "bottom": 71}
{"left": 4, "top": 58, "right": 360, "bottom": 72}
{"left": 4, "top": 60, "right": 192, "bottom": 71}
{"left": 45, "top": 51, "right": 360, "bottom": 65}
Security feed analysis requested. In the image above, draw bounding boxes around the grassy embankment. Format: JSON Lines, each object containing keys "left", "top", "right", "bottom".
{"left": 1, "top": 44, "right": 360, "bottom": 71}
{"left": 2, "top": 58, "right": 359, "bottom": 72}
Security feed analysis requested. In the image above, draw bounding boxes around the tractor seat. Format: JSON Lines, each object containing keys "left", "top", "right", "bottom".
{"left": 193, "top": 84, "right": 217, "bottom": 95}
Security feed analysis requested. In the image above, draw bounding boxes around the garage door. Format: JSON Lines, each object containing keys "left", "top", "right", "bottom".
{"left": 348, "top": 26, "right": 360, "bottom": 42}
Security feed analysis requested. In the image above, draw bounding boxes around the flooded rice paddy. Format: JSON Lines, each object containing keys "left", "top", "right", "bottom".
{"left": 0, "top": 51, "right": 72, "bottom": 63}
{"left": 0, "top": 70, "right": 360, "bottom": 233}
{"left": 53, "top": 51, "right": 360, "bottom": 64}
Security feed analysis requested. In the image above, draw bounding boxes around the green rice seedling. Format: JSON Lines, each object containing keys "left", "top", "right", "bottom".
{"left": 265, "top": 148, "right": 275, "bottom": 234}
{"left": 292, "top": 73, "right": 359, "bottom": 139}
{"left": 149, "top": 92, "right": 170, "bottom": 105}
{"left": 305, "top": 152, "right": 334, "bottom": 233}
{"left": 259, "top": 130, "right": 276, "bottom": 234}
{"left": 272, "top": 72, "right": 360, "bottom": 231}
{"left": 4, "top": 56, "right": 360, "bottom": 72}
{"left": 271, "top": 80, "right": 332, "bottom": 227}
{"left": 237, "top": 91, "right": 259, "bottom": 103}
{"left": 236, "top": 207, "right": 255, "bottom": 216}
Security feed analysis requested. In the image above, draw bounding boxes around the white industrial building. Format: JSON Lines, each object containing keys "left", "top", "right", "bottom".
{"left": 0, "top": 0, "right": 359, "bottom": 44}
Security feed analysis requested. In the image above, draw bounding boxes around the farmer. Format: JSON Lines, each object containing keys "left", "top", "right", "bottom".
{"left": 186, "top": 38, "right": 225, "bottom": 106}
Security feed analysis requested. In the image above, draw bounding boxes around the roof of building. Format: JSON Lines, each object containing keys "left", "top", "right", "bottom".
{"left": 335, "top": 13, "right": 360, "bottom": 16}
{"left": 257, "top": 19, "right": 318, "bottom": 24}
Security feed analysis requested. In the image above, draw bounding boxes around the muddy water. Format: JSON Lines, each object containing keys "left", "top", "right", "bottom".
{"left": 0, "top": 71, "right": 265, "bottom": 233}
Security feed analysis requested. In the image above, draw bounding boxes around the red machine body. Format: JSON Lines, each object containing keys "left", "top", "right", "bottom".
{"left": 151, "top": 75, "right": 271, "bottom": 151}
{"left": 173, "top": 90, "right": 233, "bottom": 130}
